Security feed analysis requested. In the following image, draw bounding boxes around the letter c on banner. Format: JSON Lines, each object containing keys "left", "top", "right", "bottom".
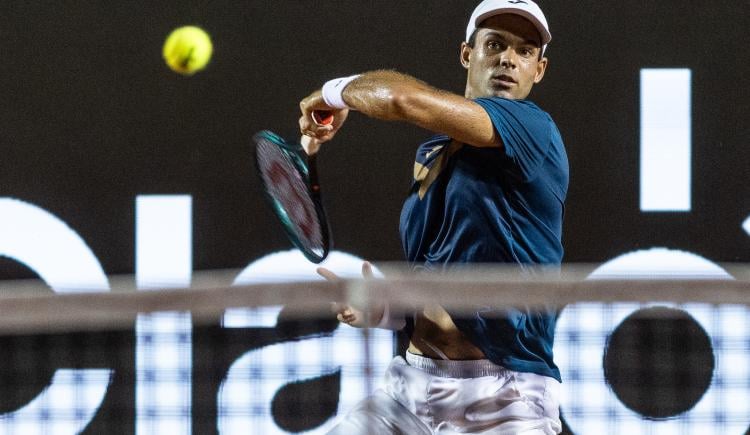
{"left": 0, "top": 198, "right": 112, "bottom": 434}
{"left": 555, "top": 248, "right": 750, "bottom": 435}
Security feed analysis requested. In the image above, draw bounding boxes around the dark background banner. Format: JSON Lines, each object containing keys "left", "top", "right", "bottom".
{"left": 0, "top": 0, "right": 746, "bottom": 278}
{"left": 0, "top": 1, "right": 747, "bottom": 434}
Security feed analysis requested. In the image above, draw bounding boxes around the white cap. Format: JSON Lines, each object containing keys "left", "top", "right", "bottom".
{"left": 466, "top": 0, "right": 551, "bottom": 50}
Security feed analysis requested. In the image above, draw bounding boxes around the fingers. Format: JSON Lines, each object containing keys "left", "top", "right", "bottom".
{"left": 361, "top": 261, "right": 373, "bottom": 279}
{"left": 299, "top": 116, "right": 333, "bottom": 139}
{"left": 324, "top": 263, "right": 375, "bottom": 327}
{"left": 330, "top": 302, "right": 356, "bottom": 324}
{"left": 298, "top": 91, "right": 333, "bottom": 138}
{"left": 317, "top": 266, "right": 340, "bottom": 282}
{"left": 337, "top": 309, "right": 357, "bottom": 324}
{"left": 298, "top": 90, "right": 348, "bottom": 142}
{"left": 320, "top": 263, "right": 374, "bottom": 281}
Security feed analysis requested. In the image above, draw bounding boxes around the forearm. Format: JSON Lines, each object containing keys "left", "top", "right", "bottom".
{"left": 341, "top": 70, "right": 431, "bottom": 121}
{"left": 341, "top": 70, "right": 499, "bottom": 148}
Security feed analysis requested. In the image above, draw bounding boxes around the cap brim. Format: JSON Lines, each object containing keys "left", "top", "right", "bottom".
{"left": 474, "top": 8, "right": 552, "bottom": 46}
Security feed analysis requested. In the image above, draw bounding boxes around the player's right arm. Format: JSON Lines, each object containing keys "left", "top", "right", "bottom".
{"left": 299, "top": 70, "right": 501, "bottom": 149}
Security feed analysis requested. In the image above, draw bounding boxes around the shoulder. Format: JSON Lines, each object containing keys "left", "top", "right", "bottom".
{"left": 474, "top": 97, "right": 551, "bottom": 121}
{"left": 473, "top": 98, "right": 555, "bottom": 142}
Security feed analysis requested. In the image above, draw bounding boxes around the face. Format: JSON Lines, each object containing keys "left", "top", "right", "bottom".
{"left": 461, "top": 14, "right": 548, "bottom": 100}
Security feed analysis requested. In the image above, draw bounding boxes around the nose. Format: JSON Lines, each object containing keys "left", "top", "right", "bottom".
{"left": 500, "top": 48, "right": 517, "bottom": 69}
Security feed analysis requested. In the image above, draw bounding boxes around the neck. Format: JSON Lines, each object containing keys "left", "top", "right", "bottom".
{"left": 464, "top": 84, "right": 476, "bottom": 99}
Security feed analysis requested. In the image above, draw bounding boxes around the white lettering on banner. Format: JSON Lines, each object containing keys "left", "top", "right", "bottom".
{"left": 640, "top": 69, "right": 692, "bottom": 212}
{"left": 135, "top": 196, "right": 193, "bottom": 435}
{"left": 0, "top": 198, "right": 112, "bottom": 434}
{"left": 219, "top": 250, "right": 395, "bottom": 434}
{"left": 0, "top": 370, "right": 112, "bottom": 435}
{"left": 0, "top": 192, "right": 747, "bottom": 432}
{"left": 218, "top": 327, "right": 394, "bottom": 435}
{"left": 555, "top": 248, "right": 750, "bottom": 435}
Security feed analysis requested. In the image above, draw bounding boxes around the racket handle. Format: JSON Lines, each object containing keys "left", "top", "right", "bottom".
{"left": 312, "top": 110, "right": 334, "bottom": 125}
{"left": 300, "top": 135, "right": 320, "bottom": 155}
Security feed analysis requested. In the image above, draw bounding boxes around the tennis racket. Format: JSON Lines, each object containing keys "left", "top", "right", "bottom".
{"left": 253, "top": 111, "right": 334, "bottom": 263}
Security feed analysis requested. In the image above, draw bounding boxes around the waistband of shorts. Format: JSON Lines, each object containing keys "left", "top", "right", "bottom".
{"left": 405, "top": 352, "right": 511, "bottom": 378}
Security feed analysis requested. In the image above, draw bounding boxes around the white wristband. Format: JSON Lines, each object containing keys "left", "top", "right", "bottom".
{"left": 321, "top": 74, "right": 361, "bottom": 109}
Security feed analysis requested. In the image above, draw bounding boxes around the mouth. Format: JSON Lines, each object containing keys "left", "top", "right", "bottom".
{"left": 490, "top": 74, "right": 517, "bottom": 87}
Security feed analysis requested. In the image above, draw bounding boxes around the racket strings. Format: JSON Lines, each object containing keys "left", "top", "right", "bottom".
{"left": 256, "top": 138, "right": 325, "bottom": 254}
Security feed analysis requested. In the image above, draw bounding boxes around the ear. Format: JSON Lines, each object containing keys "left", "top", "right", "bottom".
{"left": 533, "top": 56, "right": 548, "bottom": 84}
{"left": 460, "top": 42, "right": 472, "bottom": 70}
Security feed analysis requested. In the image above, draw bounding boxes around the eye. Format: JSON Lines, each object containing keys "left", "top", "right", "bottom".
{"left": 487, "top": 40, "right": 504, "bottom": 51}
{"left": 519, "top": 47, "right": 535, "bottom": 58}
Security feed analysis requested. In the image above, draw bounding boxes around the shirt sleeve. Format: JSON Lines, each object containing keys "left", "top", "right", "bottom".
{"left": 473, "top": 97, "right": 553, "bottom": 181}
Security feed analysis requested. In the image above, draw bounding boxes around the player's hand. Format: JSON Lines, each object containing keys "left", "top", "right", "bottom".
{"left": 300, "top": 135, "right": 322, "bottom": 156}
{"left": 319, "top": 262, "right": 382, "bottom": 328}
{"left": 299, "top": 90, "right": 349, "bottom": 149}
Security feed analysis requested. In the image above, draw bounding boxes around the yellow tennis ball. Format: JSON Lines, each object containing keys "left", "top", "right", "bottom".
{"left": 162, "top": 26, "right": 213, "bottom": 75}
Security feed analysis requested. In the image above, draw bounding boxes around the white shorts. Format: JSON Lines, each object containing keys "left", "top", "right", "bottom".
{"left": 327, "top": 353, "right": 562, "bottom": 435}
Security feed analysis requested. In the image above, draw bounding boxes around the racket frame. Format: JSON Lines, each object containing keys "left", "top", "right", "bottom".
{"left": 253, "top": 130, "right": 331, "bottom": 263}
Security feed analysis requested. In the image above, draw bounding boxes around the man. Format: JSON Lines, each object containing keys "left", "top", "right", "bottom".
{"left": 300, "top": 1, "right": 567, "bottom": 433}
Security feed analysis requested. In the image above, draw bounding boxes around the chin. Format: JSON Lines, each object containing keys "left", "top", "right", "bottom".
{"left": 491, "top": 89, "right": 517, "bottom": 100}
{"left": 471, "top": 86, "right": 522, "bottom": 100}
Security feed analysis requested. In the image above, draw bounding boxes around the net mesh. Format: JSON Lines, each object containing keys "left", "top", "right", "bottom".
{"left": 0, "top": 264, "right": 749, "bottom": 434}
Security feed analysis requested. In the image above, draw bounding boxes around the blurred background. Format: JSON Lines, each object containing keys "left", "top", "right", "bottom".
{"left": 0, "top": 1, "right": 747, "bottom": 434}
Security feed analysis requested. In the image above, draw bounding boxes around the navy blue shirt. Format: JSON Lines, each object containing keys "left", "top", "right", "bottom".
{"left": 399, "top": 97, "right": 568, "bottom": 381}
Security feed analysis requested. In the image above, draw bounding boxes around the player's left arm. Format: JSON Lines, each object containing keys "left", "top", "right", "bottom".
{"left": 319, "top": 262, "right": 387, "bottom": 328}
{"left": 299, "top": 70, "right": 501, "bottom": 149}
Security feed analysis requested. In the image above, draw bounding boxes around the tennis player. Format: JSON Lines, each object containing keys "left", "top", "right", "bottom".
{"left": 300, "top": 1, "right": 567, "bottom": 433}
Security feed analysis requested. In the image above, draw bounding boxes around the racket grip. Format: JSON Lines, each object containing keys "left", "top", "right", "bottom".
{"left": 300, "top": 135, "right": 320, "bottom": 155}
{"left": 312, "top": 110, "right": 334, "bottom": 125}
